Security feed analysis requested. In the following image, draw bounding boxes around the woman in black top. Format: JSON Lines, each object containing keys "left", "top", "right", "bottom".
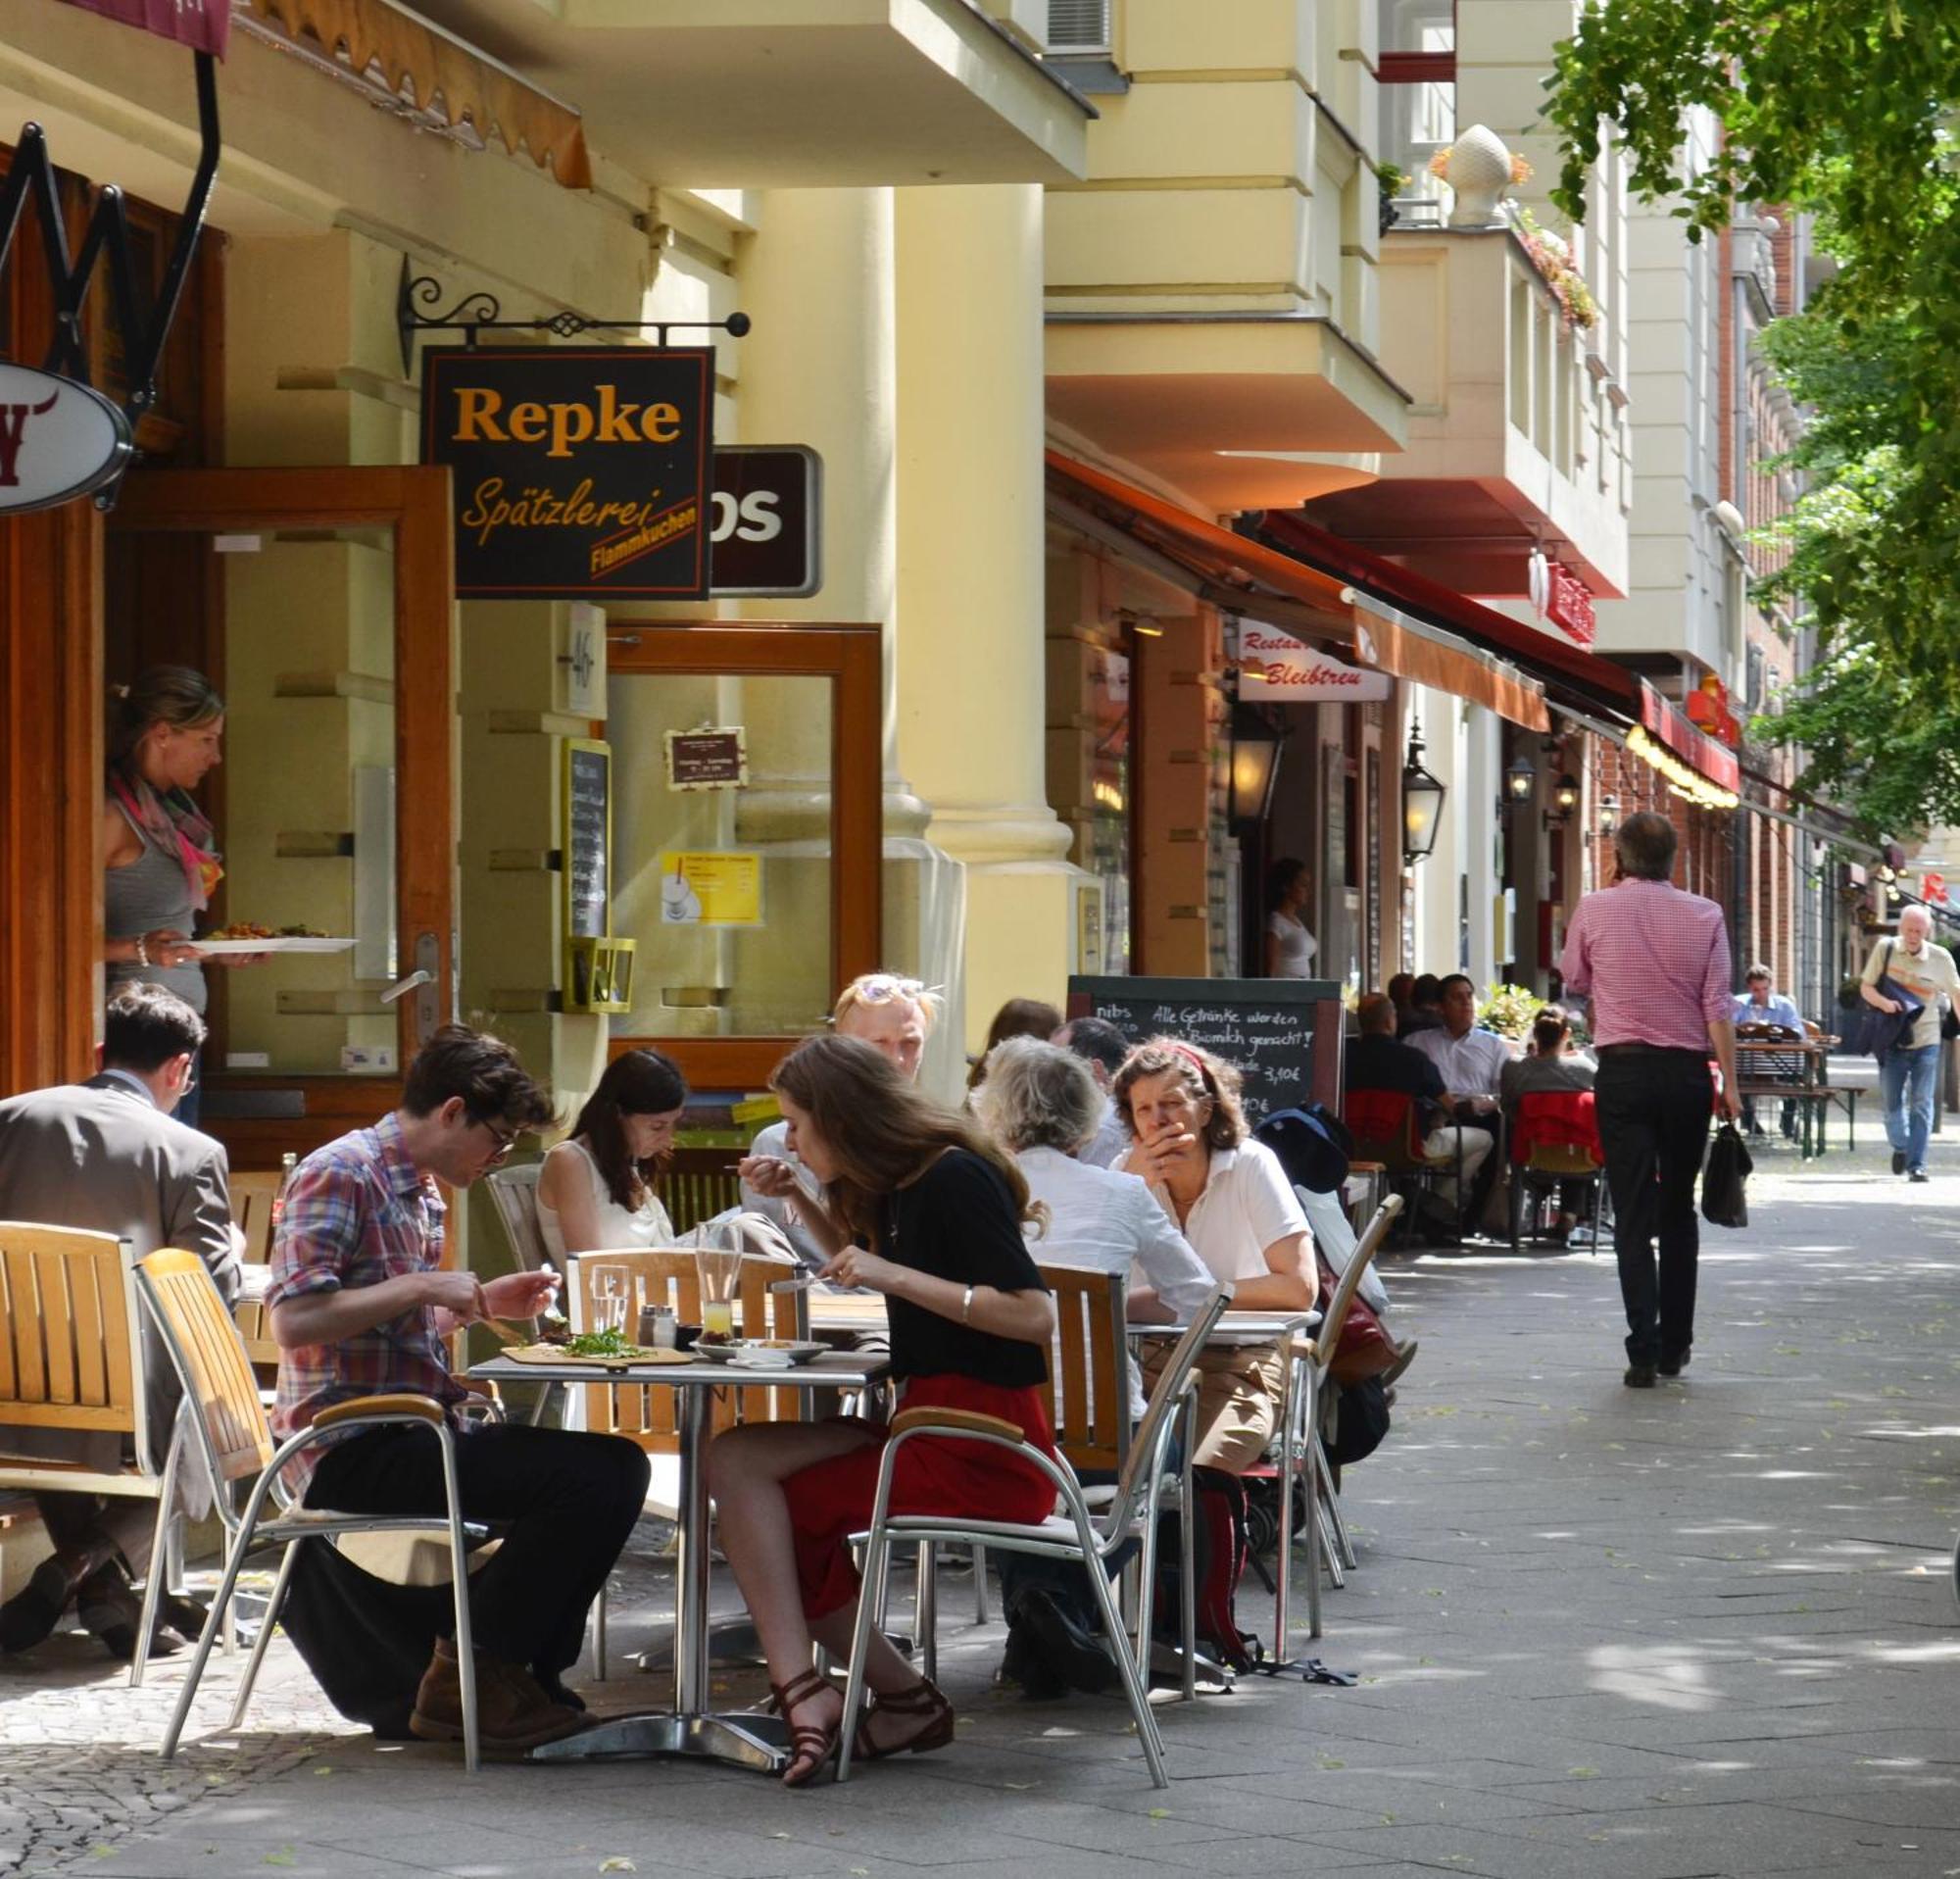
{"left": 709, "top": 1035, "right": 1056, "bottom": 1786}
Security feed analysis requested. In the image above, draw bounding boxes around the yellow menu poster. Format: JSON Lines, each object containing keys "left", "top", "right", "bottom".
{"left": 657, "top": 850, "right": 762, "bottom": 926}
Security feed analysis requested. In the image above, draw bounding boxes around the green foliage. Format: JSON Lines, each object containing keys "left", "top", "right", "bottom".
{"left": 1545, "top": 1, "right": 1960, "bottom": 821}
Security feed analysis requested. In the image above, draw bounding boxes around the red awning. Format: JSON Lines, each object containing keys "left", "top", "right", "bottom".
{"left": 1640, "top": 681, "right": 1742, "bottom": 795}
{"left": 1047, "top": 450, "right": 1552, "bottom": 730}
{"left": 60, "top": 0, "right": 228, "bottom": 57}
{"left": 1256, "top": 508, "right": 1640, "bottom": 716}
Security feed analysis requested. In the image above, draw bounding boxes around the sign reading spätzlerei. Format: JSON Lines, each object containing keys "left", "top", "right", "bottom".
{"left": 421, "top": 346, "right": 713, "bottom": 600}
{"left": 1236, "top": 622, "right": 1392, "bottom": 703}
{"left": 0, "top": 363, "right": 131, "bottom": 514}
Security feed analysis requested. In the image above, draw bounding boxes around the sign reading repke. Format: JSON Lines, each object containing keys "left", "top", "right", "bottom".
{"left": 420, "top": 346, "right": 714, "bottom": 599}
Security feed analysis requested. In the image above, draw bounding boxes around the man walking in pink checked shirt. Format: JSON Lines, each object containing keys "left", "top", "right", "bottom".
{"left": 1558, "top": 813, "right": 1742, "bottom": 1388}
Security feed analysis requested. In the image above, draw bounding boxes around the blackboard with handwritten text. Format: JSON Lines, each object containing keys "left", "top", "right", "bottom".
{"left": 1065, "top": 976, "right": 1346, "bottom": 1124}
{"left": 564, "top": 740, "right": 612, "bottom": 941}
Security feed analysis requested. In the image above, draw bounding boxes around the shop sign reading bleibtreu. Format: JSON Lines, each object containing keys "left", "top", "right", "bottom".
{"left": 421, "top": 346, "right": 713, "bottom": 600}
{"left": 1236, "top": 623, "right": 1392, "bottom": 702}
{"left": 0, "top": 364, "right": 132, "bottom": 514}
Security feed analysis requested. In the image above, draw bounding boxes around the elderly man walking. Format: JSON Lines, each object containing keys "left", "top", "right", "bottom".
{"left": 1558, "top": 813, "right": 1741, "bottom": 1388}
{"left": 1860, "top": 905, "right": 1960, "bottom": 1183}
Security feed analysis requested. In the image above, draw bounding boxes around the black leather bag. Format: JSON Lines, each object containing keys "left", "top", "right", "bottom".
{"left": 1701, "top": 1122, "right": 1753, "bottom": 1229}
{"left": 1840, "top": 942, "right": 1923, "bottom": 1058}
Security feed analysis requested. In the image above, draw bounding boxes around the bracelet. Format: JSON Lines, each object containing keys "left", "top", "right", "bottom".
{"left": 960, "top": 1284, "right": 975, "bottom": 1324}
{"left": 134, "top": 935, "right": 149, "bottom": 967}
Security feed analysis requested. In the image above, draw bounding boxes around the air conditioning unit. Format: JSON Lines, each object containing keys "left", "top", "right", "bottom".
{"left": 1048, "top": 0, "right": 1111, "bottom": 53}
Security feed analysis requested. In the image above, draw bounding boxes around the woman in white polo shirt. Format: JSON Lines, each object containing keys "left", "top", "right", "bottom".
{"left": 1113, "top": 1038, "right": 1315, "bottom": 1471}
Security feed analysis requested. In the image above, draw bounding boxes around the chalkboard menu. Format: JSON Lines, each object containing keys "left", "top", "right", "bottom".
{"left": 1066, "top": 975, "right": 1346, "bottom": 1124}
{"left": 564, "top": 739, "right": 612, "bottom": 941}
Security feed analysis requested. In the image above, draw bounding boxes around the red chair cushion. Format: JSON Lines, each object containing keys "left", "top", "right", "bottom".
{"left": 1511, "top": 1089, "right": 1602, "bottom": 1166}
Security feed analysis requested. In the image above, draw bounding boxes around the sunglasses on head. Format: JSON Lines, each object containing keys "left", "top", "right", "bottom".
{"left": 849, "top": 974, "right": 939, "bottom": 1006}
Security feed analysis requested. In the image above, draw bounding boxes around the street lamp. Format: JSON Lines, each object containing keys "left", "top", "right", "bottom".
{"left": 1597, "top": 793, "right": 1621, "bottom": 840}
{"left": 1551, "top": 772, "right": 1581, "bottom": 816}
{"left": 1228, "top": 704, "right": 1285, "bottom": 825}
{"left": 1402, "top": 719, "right": 1446, "bottom": 864}
{"left": 1504, "top": 754, "right": 1537, "bottom": 805}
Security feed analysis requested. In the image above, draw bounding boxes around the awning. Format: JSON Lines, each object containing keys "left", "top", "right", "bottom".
{"left": 60, "top": 0, "right": 227, "bottom": 57}
{"left": 1254, "top": 508, "right": 1641, "bottom": 717}
{"left": 242, "top": 0, "right": 593, "bottom": 187}
{"left": 1047, "top": 449, "right": 1553, "bottom": 729}
{"left": 1638, "top": 680, "right": 1741, "bottom": 799}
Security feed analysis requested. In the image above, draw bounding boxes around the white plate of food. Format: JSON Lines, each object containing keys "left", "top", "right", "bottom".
{"left": 193, "top": 928, "right": 357, "bottom": 956}
{"left": 716, "top": 1339, "right": 827, "bottom": 1369}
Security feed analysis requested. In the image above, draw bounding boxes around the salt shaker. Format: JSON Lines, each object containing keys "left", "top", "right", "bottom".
{"left": 642, "top": 1304, "right": 678, "bottom": 1349}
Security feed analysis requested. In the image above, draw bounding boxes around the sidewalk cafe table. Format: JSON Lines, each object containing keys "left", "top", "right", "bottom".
{"left": 1127, "top": 1309, "right": 1321, "bottom": 1677}
{"left": 1734, "top": 1036, "right": 1843, "bottom": 1159}
{"left": 468, "top": 1347, "right": 891, "bottom": 1769}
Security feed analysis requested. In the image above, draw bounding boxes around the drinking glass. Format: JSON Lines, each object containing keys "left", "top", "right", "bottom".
{"left": 695, "top": 1226, "right": 743, "bottom": 1344}
{"left": 590, "top": 1263, "right": 629, "bottom": 1337}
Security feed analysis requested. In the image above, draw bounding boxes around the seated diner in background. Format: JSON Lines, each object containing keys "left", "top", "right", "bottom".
{"left": 1499, "top": 1003, "right": 1597, "bottom": 1243}
{"left": 268, "top": 1024, "right": 650, "bottom": 1754}
{"left": 1347, "top": 992, "right": 1492, "bottom": 1216}
{"left": 973, "top": 1034, "right": 1217, "bottom": 1698}
{"left": 1050, "top": 1014, "right": 1133, "bottom": 1168}
{"left": 1406, "top": 972, "right": 1512, "bottom": 1216}
{"left": 708, "top": 1035, "right": 1058, "bottom": 1787}
{"left": 1731, "top": 963, "right": 1803, "bottom": 1140}
{"left": 966, "top": 995, "right": 1064, "bottom": 1095}
{"left": 1112, "top": 1038, "right": 1314, "bottom": 1473}
{"left": 739, "top": 971, "right": 941, "bottom": 1273}
{"left": 535, "top": 1046, "right": 685, "bottom": 1261}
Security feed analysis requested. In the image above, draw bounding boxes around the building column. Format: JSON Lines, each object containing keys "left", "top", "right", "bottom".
{"left": 894, "top": 184, "right": 1081, "bottom": 1047}
{"left": 735, "top": 187, "right": 967, "bottom": 1092}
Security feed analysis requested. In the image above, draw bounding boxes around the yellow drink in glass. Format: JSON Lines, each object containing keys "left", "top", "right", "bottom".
{"left": 701, "top": 1298, "right": 736, "bottom": 1341}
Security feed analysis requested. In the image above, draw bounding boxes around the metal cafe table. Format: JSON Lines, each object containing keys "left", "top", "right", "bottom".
{"left": 469, "top": 1346, "right": 891, "bottom": 1769}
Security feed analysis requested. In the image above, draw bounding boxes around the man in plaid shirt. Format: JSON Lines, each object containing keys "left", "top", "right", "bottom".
{"left": 1559, "top": 813, "right": 1741, "bottom": 1390}
{"left": 269, "top": 1024, "right": 649, "bottom": 1752}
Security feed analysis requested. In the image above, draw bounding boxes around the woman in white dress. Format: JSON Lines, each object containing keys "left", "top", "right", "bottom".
{"left": 1265, "top": 857, "right": 1318, "bottom": 978}
{"left": 535, "top": 1048, "right": 686, "bottom": 1260}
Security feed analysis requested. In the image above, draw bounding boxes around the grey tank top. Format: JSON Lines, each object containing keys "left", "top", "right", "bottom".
{"left": 105, "top": 804, "right": 207, "bottom": 1014}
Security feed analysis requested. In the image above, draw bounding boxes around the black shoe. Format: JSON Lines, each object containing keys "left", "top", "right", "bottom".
{"left": 1657, "top": 1349, "right": 1690, "bottom": 1378}
{"left": 999, "top": 1617, "right": 1071, "bottom": 1701}
{"left": 535, "top": 1669, "right": 587, "bottom": 1712}
{"left": 77, "top": 1563, "right": 179, "bottom": 1663}
{"left": 0, "top": 1558, "right": 79, "bottom": 1654}
{"left": 1893, "top": 1150, "right": 1908, "bottom": 1174}
{"left": 1623, "top": 1363, "right": 1657, "bottom": 1389}
{"left": 1012, "top": 1588, "right": 1122, "bottom": 1695}
{"left": 1910, "top": 1168, "right": 1930, "bottom": 1183}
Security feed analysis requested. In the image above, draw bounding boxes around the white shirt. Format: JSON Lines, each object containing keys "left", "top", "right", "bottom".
{"left": 1120, "top": 1137, "right": 1309, "bottom": 1287}
{"left": 737, "top": 1118, "right": 829, "bottom": 1272}
{"left": 536, "top": 1137, "right": 674, "bottom": 1264}
{"left": 1408, "top": 1024, "right": 1512, "bottom": 1100}
{"left": 1267, "top": 910, "right": 1318, "bottom": 978}
{"left": 1080, "top": 1094, "right": 1129, "bottom": 1170}
{"left": 1018, "top": 1145, "right": 1218, "bottom": 1421}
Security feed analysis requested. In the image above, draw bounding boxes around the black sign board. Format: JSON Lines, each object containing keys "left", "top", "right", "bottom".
{"left": 665, "top": 727, "right": 746, "bottom": 790}
{"left": 422, "top": 346, "right": 713, "bottom": 600}
{"left": 710, "top": 445, "right": 821, "bottom": 597}
{"left": 1065, "top": 975, "right": 1347, "bottom": 1125}
{"left": 564, "top": 739, "right": 612, "bottom": 941}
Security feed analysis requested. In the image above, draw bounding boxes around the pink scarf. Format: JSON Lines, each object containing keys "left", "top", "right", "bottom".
{"left": 110, "top": 768, "right": 222, "bottom": 913}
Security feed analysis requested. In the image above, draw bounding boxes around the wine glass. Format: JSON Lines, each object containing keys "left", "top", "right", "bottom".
{"left": 589, "top": 1263, "right": 629, "bottom": 1337}
{"left": 695, "top": 1224, "right": 743, "bottom": 1346}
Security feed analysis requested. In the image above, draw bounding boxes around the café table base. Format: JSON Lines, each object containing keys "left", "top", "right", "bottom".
{"left": 529, "top": 1708, "right": 793, "bottom": 1770}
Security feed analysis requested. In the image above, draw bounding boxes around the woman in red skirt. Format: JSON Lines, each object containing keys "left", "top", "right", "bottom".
{"left": 709, "top": 1034, "right": 1058, "bottom": 1786}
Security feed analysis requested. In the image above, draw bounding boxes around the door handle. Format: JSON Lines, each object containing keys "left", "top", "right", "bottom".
{"left": 380, "top": 968, "right": 433, "bottom": 1006}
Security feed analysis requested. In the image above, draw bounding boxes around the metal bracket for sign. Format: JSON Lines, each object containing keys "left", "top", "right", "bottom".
{"left": 397, "top": 266, "right": 751, "bottom": 375}
{"left": 0, "top": 51, "right": 220, "bottom": 509}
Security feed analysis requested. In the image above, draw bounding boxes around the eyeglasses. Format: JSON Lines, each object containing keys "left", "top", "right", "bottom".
{"left": 475, "top": 1118, "right": 520, "bottom": 1162}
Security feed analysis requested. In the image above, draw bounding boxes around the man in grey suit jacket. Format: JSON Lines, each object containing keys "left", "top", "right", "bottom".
{"left": 0, "top": 983, "right": 239, "bottom": 1659}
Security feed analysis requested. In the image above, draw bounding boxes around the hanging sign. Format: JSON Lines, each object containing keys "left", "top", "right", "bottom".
{"left": 421, "top": 346, "right": 713, "bottom": 600}
{"left": 710, "top": 446, "right": 821, "bottom": 597}
{"left": 1237, "top": 622, "right": 1391, "bottom": 703}
{"left": 665, "top": 725, "right": 748, "bottom": 791}
{"left": 0, "top": 364, "right": 132, "bottom": 514}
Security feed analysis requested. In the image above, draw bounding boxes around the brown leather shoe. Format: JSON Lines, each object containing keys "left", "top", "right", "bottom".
{"left": 409, "top": 1638, "right": 581, "bottom": 1754}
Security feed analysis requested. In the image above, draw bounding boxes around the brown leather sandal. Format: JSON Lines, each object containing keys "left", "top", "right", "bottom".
{"left": 853, "top": 1674, "right": 956, "bottom": 1761}
{"left": 770, "top": 1667, "right": 844, "bottom": 1788}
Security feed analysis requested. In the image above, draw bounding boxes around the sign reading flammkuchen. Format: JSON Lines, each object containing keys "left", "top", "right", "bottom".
{"left": 421, "top": 346, "right": 714, "bottom": 600}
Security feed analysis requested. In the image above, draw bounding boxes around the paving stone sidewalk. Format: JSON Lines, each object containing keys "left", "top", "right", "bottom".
{"left": 8, "top": 1113, "right": 1960, "bottom": 1879}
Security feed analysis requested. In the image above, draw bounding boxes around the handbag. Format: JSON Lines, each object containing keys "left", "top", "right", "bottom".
{"left": 1942, "top": 997, "right": 1960, "bottom": 1043}
{"left": 1700, "top": 1122, "right": 1753, "bottom": 1229}
{"left": 1841, "top": 942, "right": 1923, "bottom": 1058}
{"left": 1315, "top": 1250, "right": 1397, "bottom": 1385}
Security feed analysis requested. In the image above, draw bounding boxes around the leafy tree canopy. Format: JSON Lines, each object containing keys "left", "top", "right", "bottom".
{"left": 1545, "top": 1, "right": 1960, "bottom": 828}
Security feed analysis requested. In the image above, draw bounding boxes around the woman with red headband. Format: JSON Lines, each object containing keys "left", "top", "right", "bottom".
{"left": 1111, "top": 1038, "right": 1314, "bottom": 1471}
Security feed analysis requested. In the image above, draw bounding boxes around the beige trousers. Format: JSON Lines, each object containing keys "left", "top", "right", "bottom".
{"left": 1139, "top": 1338, "right": 1289, "bottom": 1474}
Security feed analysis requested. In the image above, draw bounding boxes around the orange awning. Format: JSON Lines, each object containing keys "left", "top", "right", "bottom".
{"left": 1047, "top": 449, "right": 1550, "bottom": 730}
{"left": 244, "top": 0, "right": 593, "bottom": 187}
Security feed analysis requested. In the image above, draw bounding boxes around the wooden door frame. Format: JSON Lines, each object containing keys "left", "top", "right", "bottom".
{"left": 604, "top": 619, "right": 882, "bottom": 1091}
{"left": 110, "top": 467, "right": 455, "bottom": 1162}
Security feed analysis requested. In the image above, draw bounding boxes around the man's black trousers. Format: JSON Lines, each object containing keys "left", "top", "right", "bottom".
{"left": 308, "top": 1421, "right": 649, "bottom": 1675}
{"left": 1593, "top": 1048, "right": 1713, "bottom": 1368}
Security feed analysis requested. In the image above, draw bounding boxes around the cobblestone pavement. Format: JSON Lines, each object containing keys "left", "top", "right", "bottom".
{"left": 10, "top": 1101, "right": 1960, "bottom": 1878}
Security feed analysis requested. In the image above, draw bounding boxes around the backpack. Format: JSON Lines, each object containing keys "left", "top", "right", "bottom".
{"left": 1152, "top": 1466, "right": 1261, "bottom": 1673}
{"left": 1252, "top": 1104, "right": 1353, "bottom": 1194}
{"left": 1323, "top": 1376, "right": 1393, "bottom": 1468}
